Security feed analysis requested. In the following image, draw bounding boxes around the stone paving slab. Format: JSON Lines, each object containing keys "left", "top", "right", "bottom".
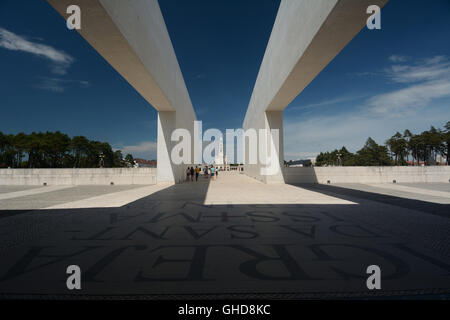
{"left": 399, "top": 183, "right": 450, "bottom": 192}
{"left": 0, "top": 185, "right": 147, "bottom": 210}
{"left": 0, "top": 186, "right": 40, "bottom": 194}
{"left": 0, "top": 186, "right": 72, "bottom": 201}
{"left": 204, "top": 173, "right": 355, "bottom": 205}
{"left": 331, "top": 183, "right": 450, "bottom": 204}
{"left": 45, "top": 184, "right": 172, "bottom": 209}
{"left": 364, "top": 183, "right": 450, "bottom": 202}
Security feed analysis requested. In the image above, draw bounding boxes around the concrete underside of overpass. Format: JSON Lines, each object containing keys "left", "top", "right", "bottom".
{"left": 243, "top": 0, "right": 389, "bottom": 183}
{"left": 47, "top": 0, "right": 196, "bottom": 184}
{"left": 47, "top": 0, "right": 393, "bottom": 185}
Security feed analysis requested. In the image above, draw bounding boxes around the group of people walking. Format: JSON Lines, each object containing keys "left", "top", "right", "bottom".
{"left": 186, "top": 165, "right": 219, "bottom": 182}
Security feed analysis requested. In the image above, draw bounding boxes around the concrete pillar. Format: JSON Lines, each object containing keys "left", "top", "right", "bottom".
{"left": 46, "top": 0, "right": 198, "bottom": 185}
{"left": 157, "top": 112, "right": 176, "bottom": 184}
{"left": 263, "top": 111, "right": 284, "bottom": 183}
{"left": 244, "top": 111, "right": 284, "bottom": 184}
{"left": 243, "top": 0, "right": 389, "bottom": 183}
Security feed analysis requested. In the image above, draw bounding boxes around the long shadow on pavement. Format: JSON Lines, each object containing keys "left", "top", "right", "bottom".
{"left": 290, "top": 183, "right": 450, "bottom": 219}
{"left": 0, "top": 179, "right": 449, "bottom": 299}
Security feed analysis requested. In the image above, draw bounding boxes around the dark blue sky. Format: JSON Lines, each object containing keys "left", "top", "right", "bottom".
{"left": 1, "top": 0, "right": 449, "bottom": 160}
{"left": 160, "top": 0, "right": 280, "bottom": 131}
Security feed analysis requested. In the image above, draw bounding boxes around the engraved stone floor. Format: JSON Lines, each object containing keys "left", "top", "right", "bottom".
{"left": 0, "top": 172, "right": 449, "bottom": 298}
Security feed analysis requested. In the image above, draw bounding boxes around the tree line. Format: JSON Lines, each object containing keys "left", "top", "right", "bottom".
{"left": 0, "top": 131, "right": 135, "bottom": 168}
{"left": 315, "top": 122, "right": 450, "bottom": 167}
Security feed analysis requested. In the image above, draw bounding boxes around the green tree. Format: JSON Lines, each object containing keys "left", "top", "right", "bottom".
{"left": 0, "top": 132, "right": 14, "bottom": 167}
{"left": 355, "top": 138, "right": 392, "bottom": 166}
{"left": 339, "top": 146, "right": 357, "bottom": 166}
{"left": 125, "top": 154, "right": 135, "bottom": 167}
{"left": 71, "top": 136, "right": 90, "bottom": 168}
{"left": 13, "top": 132, "right": 29, "bottom": 168}
{"left": 113, "top": 150, "right": 125, "bottom": 167}
{"left": 0, "top": 132, "right": 7, "bottom": 167}
{"left": 25, "top": 132, "right": 42, "bottom": 168}
{"left": 40, "top": 131, "right": 71, "bottom": 168}
{"left": 409, "top": 134, "right": 424, "bottom": 166}
{"left": 315, "top": 147, "right": 356, "bottom": 166}
{"left": 420, "top": 126, "right": 444, "bottom": 165}
{"left": 444, "top": 121, "right": 450, "bottom": 165}
{"left": 403, "top": 129, "right": 413, "bottom": 164}
{"left": 386, "top": 132, "right": 407, "bottom": 165}
{"left": 300, "top": 123, "right": 449, "bottom": 167}
{"left": 0, "top": 132, "right": 135, "bottom": 168}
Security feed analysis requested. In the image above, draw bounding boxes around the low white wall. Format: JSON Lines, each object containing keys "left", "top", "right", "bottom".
{"left": 0, "top": 168, "right": 157, "bottom": 186}
{"left": 284, "top": 166, "right": 450, "bottom": 184}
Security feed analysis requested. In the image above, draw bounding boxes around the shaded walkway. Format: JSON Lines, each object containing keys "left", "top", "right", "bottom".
{"left": 0, "top": 173, "right": 449, "bottom": 298}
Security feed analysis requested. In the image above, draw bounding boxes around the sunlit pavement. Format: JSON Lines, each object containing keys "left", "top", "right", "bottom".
{"left": 0, "top": 172, "right": 449, "bottom": 298}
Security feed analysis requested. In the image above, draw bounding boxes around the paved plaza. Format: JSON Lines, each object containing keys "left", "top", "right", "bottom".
{"left": 0, "top": 172, "right": 449, "bottom": 298}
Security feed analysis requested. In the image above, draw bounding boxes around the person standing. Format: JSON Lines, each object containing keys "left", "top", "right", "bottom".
{"left": 186, "top": 167, "right": 191, "bottom": 182}
{"left": 210, "top": 166, "right": 215, "bottom": 180}
{"left": 195, "top": 166, "right": 200, "bottom": 181}
{"left": 215, "top": 167, "right": 219, "bottom": 179}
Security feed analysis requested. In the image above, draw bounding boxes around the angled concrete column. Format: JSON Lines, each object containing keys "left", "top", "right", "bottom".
{"left": 243, "top": 0, "right": 389, "bottom": 183}
{"left": 244, "top": 111, "right": 284, "bottom": 184}
{"left": 264, "top": 111, "right": 284, "bottom": 183}
{"left": 47, "top": 0, "right": 196, "bottom": 184}
{"left": 157, "top": 112, "right": 175, "bottom": 183}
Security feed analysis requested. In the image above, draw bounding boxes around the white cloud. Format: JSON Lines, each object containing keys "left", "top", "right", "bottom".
{"left": 385, "top": 56, "right": 450, "bottom": 84}
{"left": 284, "top": 107, "right": 450, "bottom": 160}
{"left": 288, "top": 94, "right": 366, "bottom": 111}
{"left": 116, "top": 141, "right": 157, "bottom": 159}
{"left": 284, "top": 55, "right": 450, "bottom": 160}
{"left": 0, "top": 27, "right": 74, "bottom": 74}
{"left": 388, "top": 55, "right": 408, "bottom": 63}
{"left": 34, "top": 77, "right": 89, "bottom": 92}
{"left": 368, "top": 55, "right": 450, "bottom": 115}
{"left": 367, "top": 80, "right": 450, "bottom": 115}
